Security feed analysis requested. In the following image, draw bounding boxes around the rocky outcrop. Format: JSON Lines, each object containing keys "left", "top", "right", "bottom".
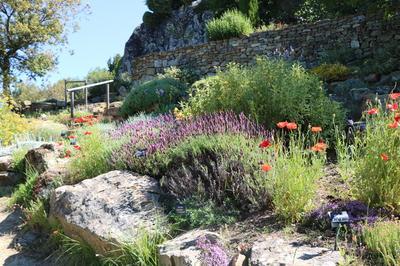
{"left": 0, "top": 156, "right": 12, "bottom": 172}
{"left": 158, "top": 230, "right": 226, "bottom": 266}
{"left": 250, "top": 236, "right": 342, "bottom": 266}
{"left": 120, "top": 3, "right": 213, "bottom": 77}
{"left": 0, "top": 171, "right": 23, "bottom": 187}
{"left": 50, "top": 171, "right": 162, "bottom": 255}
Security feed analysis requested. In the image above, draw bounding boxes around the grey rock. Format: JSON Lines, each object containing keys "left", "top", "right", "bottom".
{"left": 364, "top": 73, "right": 380, "bottom": 83}
{"left": 350, "top": 88, "right": 371, "bottom": 102}
{"left": 0, "top": 171, "right": 23, "bottom": 186}
{"left": 50, "top": 170, "right": 162, "bottom": 255}
{"left": 391, "top": 71, "right": 400, "bottom": 82}
{"left": 158, "top": 230, "right": 224, "bottom": 266}
{"left": 0, "top": 156, "right": 12, "bottom": 171}
{"left": 24, "top": 144, "right": 59, "bottom": 175}
{"left": 120, "top": 5, "right": 213, "bottom": 76}
{"left": 230, "top": 253, "right": 246, "bottom": 266}
{"left": 250, "top": 236, "right": 342, "bottom": 266}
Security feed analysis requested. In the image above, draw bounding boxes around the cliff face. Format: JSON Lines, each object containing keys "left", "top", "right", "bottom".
{"left": 120, "top": 4, "right": 213, "bottom": 75}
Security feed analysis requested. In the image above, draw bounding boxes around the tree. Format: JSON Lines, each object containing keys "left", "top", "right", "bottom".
{"left": 0, "top": 0, "right": 86, "bottom": 96}
{"left": 239, "top": 0, "right": 259, "bottom": 25}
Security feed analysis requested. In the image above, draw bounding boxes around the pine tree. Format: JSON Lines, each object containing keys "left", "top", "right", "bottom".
{"left": 239, "top": 0, "right": 259, "bottom": 25}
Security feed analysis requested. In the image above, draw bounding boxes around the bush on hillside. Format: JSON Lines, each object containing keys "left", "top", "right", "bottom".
{"left": 239, "top": 0, "right": 259, "bottom": 24}
{"left": 120, "top": 78, "right": 188, "bottom": 117}
{"left": 206, "top": 10, "right": 253, "bottom": 41}
{"left": 311, "top": 63, "right": 351, "bottom": 82}
{"left": 181, "top": 58, "right": 345, "bottom": 140}
{"left": 0, "top": 97, "right": 30, "bottom": 146}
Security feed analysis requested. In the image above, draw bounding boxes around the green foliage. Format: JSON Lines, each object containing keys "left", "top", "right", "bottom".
{"left": 120, "top": 78, "right": 188, "bottom": 117}
{"left": 239, "top": 0, "right": 259, "bottom": 24}
{"left": 182, "top": 58, "right": 345, "bottom": 140}
{"left": 206, "top": 10, "right": 253, "bottom": 41}
{"left": 356, "top": 44, "right": 400, "bottom": 76}
{"left": 269, "top": 134, "right": 325, "bottom": 223}
{"left": 11, "top": 148, "right": 28, "bottom": 174}
{"left": 146, "top": 0, "right": 172, "bottom": 14}
{"left": 143, "top": 11, "right": 164, "bottom": 28}
{"left": 9, "top": 168, "right": 39, "bottom": 207}
{"left": 168, "top": 197, "right": 238, "bottom": 231}
{"left": 311, "top": 63, "right": 352, "bottom": 82}
{"left": 23, "top": 199, "right": 50, "bottom": 232}
{"left": 349, "top": 106, "right": 400, "bottom": 212}
{"left": 69, "top": 128, "right": 117, "bottom": 183}
{"left": 0, "top": 0, "right": 85, "bottom": 95}
{"left": 58, "top": 234, "right": 101, "bottom": 266}
{"left": 86, "top": 67, "right": 114, "bottom": 98}
{"left": 107, "top": 54, "right": 122, "bottom": 76}
{"left": 103, "top": 229, "right": 168, "bottom": 266}
{"left": 362, "top": 221, "right": 400, "bottom": 266}
{"left": 157, "top": 66, "right": 199, "bottom": 85}
{"left": 0, "top": 97, "right": 30, "bottom": 145}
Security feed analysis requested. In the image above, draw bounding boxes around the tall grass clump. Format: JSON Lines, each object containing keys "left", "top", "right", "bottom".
{"left": 11, "top": 147, "right": 28, "bottom": 174}
{"left": 58, "top": 234, "right": 101, "bottom": 266}
{"left": 9, "top": 168, "right": 39, "bottom": 207}
{"left": 206, "top": 10, "right": 253, "bottom": 41}
{"left": 181, "top": 58, "right": 345, "bottom": 140}
{"left": 103, "top": 229, "right": 168, "bottom": 266}
{"left": 69, "top": 128, "right": 118, "bottom": 183}
{"left": 348, "top": 99, "right": 400, "bottom": 212}
{"left": 362, "top": 221, "right": 400, "bottom": 266}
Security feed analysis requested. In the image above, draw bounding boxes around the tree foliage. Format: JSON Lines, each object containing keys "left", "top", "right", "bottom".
{"left": 239, "top": 0, "right": 259, "bottom": 24}
{"left": 0, "top": 0, "right": 86, "bottom": 96}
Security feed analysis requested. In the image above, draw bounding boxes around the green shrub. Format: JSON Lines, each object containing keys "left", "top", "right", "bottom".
{"left": 146, "top": 0, "right": 172, "bottom": 14}
{"left": 311, "top": 63, "right": 351, "bottom": 82}
{"left": 206, "top": 10, "right": 253, "bottom": 41}
{"left": 143, "top": 11, "right": 165, "bottom": 28}
{"left": 239, "top": 0, "right": 259, "bottom": 24}
{"left": 0, "top": 97, "right": 30, "bottom": 146}
{"left": 9, "top": 168, "right": 39, "bottom": 207}
{"left": 362, "top": 221, "right": 400, "bottom": 266}
{"left": 168, "top": 197, "right": 238, "bottom": 231}
{"left": 23, "top": 199, "right": 51, "bottom": 232}
{"left": 120, "top": 78, "right": 188, "bottom": 117}
{"left": 157, "top": 66, "right": 200, "bottom": 86}
{"left": 349, "top": 105, "right": 400, "bottom": 211}
{"left": 182, "top": 58, "right": 345, "bottom": 140}
{"left": 58, "top": 234, "right": 101, "bottom": 266}
{"left": 11, "top": 148, "right": 28, "bottom": 174}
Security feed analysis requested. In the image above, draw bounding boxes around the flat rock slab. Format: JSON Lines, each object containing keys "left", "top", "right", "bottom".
{"left": 250, "top": 236, "right": 342, "bottom": 266}
{"left": 50, "top": 170, "right": 161, "bottom": 255}
{"left": 0, "top": 171, "right": 23, "bottom": 186}
{"left": 158, "top": 230, "right": 225, "bottom": 266}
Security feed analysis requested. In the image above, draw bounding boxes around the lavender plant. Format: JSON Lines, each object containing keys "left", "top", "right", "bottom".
{"left": 196, "top": 235, "right": 229, "bottom": 266}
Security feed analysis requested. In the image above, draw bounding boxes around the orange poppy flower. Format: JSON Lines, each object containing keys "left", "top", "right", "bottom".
{"left": 311, "top": 126, "right": 322, "bottom": 133}
{"left": 395, "top": 113, "right": 400, "bottom": 122}
{"left": 380, "top": 153, "right": 389, "bottom": 161}
{"left": 68, "top": 135, "right": 76, "bottom": 139}
{"left": 259, "top": 139, "right": 272, "bottom": 148}
{"left": 367, "top": 108, "right": 379, "bottom": 115}
{"left": 390, "top": 93, "right": 400, "bottom": 100}
{"left": 286, "top": 122, "right": 298, "bottom": 130}
{"left": 73, "top": 145, "right": 81, "bottom": 151}
{"left": 387, "top": 103, "right": 399, "bottom": 112}
{"left": 388, "top": 121, "right": 399, "bottom": 129}
{"left": 311, "top": 141, "right": 328, "bottom": 152}
{"left": 84, "top": 131, "right": 92, "bottom": 136}
{"left": 261, "top": 164, "right": 272, "bottom": 172}
{"left": 65, "top": 150, "right": 72, "bottom": 158}
{"left": 277, "top": 121, "right": 288, "bottom": 129}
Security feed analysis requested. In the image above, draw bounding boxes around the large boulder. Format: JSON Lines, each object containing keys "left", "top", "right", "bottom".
{"left": 158, "top": 230, "right": 228, "bottom": 266}
{"left": 250, "top": 236, "right": 342, "bottom": 266}
{"left": 0, "top": 171, "right": 23, "bottom": 186}
{"left": 0, "top": 156, "right": 12, "bottom": 172}
{"left": 50, "top": 170, "right": 162, "bottom": 255}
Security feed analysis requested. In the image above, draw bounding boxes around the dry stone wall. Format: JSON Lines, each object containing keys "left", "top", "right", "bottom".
{"left": 129, "top": 14, "right": 400, "bottom": 83}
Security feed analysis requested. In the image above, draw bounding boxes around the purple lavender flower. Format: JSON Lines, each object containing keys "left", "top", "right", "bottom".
{"left": 196, "top": 235, "right": 229, "bottom": 266}
{"left": 109, "top": 112, "right": 269, "bottom": 170}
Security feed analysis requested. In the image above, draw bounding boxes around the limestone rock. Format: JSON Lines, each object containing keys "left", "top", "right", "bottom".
{"left": 230, "top": 254, "right": 246, "bottom": 266}
{"left": 0, "top": 156, "right": 12, "bottom": 171}
{"left": 250, "top": 236, "right": 342, "bottom": 266}
{"left": 158, "top": 230, "right": 224, "bottom": 266}
{"left": 24, "top": 144, "right": 56, "bottom": 174}
{"left": 50, "top": 170, "right": 162, "bottom": 255}
{"left": 0, "top": 171, "right": 23, "bottom": 186}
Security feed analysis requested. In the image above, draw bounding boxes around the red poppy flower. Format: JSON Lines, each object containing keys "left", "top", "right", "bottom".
{"left": 388, "top": 121, "right": 399, "bottom": 129}
{"left": 84, "top": 131, "right": 92, "bottom": 136}
{"left": 65, "top": 150, "right": 72, "bottom": 158}
{"left": 387, "top": 103, "right": 399, "bottom": 112}
{"left": 367, "top": 108, "right": 379, "bottom": 115}
{"left": 311, "top": 126, "right": 322, "bottom": 133}
{"left": 311, "top": 141, "right": 328, "bottom": 152}
{"left": 259, "top": 139, "right": 272, "bottom": 148}
{"left": 395, "top": 113, "right": 400, "bottom": 122}
{"left": 286, "top": 122, "right": 298, "bottom": 130}
{"left": 390, "top": 93, "right": 400, "bottom": 100}
{"left": 73, "top": 145, "right": 81, "bottom": 151}
{"left": 380, "top": 153, "right": 389, "bottom": 161}
{"left": 261, "top": 164, "right": 272, "bottom": 172}
{"left": 277, "top": 121, "right": 288, "bottom": 129}
{"left": 68, "top": 135, "right": 76, "bottom": 139}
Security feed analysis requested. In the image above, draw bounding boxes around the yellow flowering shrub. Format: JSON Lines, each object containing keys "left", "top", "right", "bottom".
{"left": 311, "top": 63, "right": 351, "bottom": 82}
{"left": 0, "top": 97, "right": 30, "bottom": 145}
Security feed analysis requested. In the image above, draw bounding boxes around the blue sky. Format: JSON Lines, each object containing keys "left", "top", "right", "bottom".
{"left": 46, "top": 0, "right": 148, "bottom": 84}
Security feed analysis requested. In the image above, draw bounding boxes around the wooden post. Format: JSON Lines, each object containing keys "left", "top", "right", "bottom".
{"left": 70, "top": 91, "right": 75, "bottom": 118}
{"left": 84, "top": 80, "right": 88, "bottom": 110}
{"left": 106, "top": 83, "right": 110, "bottom": 110}
{"left": 64, "top": 80, "right": 68, "bottom": 107}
